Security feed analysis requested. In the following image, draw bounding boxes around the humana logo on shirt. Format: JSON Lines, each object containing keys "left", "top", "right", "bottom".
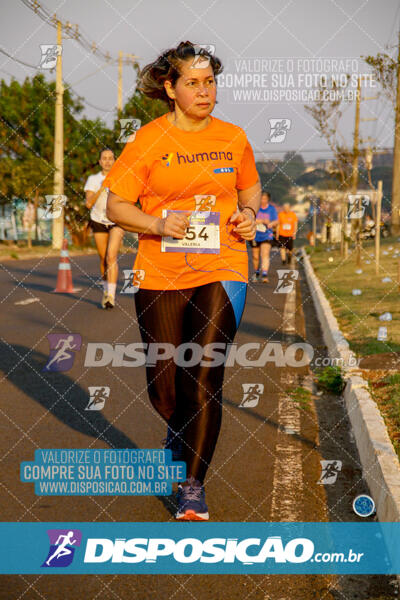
{"left": 162, "top": 151, "right": 233, "bottom": 166}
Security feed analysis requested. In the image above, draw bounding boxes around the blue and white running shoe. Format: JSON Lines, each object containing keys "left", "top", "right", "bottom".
{"left": 175, "top": 476, "right": 209, "bottom": 521}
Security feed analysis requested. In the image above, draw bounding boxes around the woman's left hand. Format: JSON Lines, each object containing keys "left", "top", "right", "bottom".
{"left": 229, "top": 209, "right": 256, "bottom": 240}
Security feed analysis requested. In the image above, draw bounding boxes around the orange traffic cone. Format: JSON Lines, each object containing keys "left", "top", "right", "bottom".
{"left": 53, "top": 239, "right": 76, "bottom": 293}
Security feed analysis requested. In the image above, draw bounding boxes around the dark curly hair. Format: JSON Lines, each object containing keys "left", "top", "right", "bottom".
{"left": 139, "top": 41, "right": 223, "bottom": 110}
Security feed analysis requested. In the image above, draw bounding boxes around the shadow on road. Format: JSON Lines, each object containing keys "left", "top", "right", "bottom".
{"left": 0, "top": 343, "right": 176, "bottom": 516}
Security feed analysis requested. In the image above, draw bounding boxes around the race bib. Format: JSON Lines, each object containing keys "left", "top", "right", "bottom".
{"left": 256, "top": 223, "right": 267, "bottom": 233}
{"left": 282, "top": 223, "right": 291, "bottom": 231}
{"left": 161, "top": 210, "right": 220, "bottom": 254}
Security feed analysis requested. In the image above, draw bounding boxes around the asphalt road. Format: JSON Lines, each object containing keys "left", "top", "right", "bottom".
{"left": 0, "top": 249, "right": 397, "bottom": 599}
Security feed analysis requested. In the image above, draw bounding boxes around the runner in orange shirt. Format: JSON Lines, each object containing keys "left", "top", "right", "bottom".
{"left": 105, "top": 42, "right": 261, "bottom": 520}
{"left": 277, "top": 203, "right": 298, "bottom": 265}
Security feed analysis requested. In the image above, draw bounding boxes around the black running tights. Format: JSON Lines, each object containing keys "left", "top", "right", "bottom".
{"left": 134, "top": 281, "right": 245, "bottom": 483}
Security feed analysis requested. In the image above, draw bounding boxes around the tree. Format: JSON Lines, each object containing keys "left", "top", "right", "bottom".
{"left": 0, "top": 74, "right": 115, "bottom": 245}
{"left": 364, "top": 51, "right": 397, "bottom": 105}
{"left": 305, "top": 77, "right": 354, "bottom": 188}
{"left": 295, "top": 168, "right": 339, "bottom": 189}
{"left": 364, "top": 43, "right": 399, "bottom": 233}
{"left": 258, "top": 169, "right": 293, "bottom": 205}
{"left": 281, "top": 152, "right": 306, "bottom": 181}
{"left": 115, "top": 63, "right": 168, "bottom": 130}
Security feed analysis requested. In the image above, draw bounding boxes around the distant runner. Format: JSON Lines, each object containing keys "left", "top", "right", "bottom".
{"left": 250, "top": 191, "right": 278, "bottom": 282}
{"left": 84, "top": 149, "right": 124, "bottom": 309}
{"left": 277, "top": 202, "right": 298, "bottom": 265}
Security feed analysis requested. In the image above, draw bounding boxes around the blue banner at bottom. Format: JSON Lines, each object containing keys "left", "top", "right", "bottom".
{"left": 0, "top": 522, "right": 398, "bottom": 574}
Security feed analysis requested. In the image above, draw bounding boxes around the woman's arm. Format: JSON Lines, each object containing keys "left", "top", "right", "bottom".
{"left": 85, "top": 189, "right": 102, "bottom": 210}
{"left": 237, "top": 180, "right": 261, "bottom": 217}
{"left": 106, "top": 191, "right": 190, "bottom": 238}
{"left": 229, "top": 181, "right": 261, "bottom": 240}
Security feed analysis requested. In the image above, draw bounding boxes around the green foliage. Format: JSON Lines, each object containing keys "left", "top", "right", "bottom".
{"left": 364, "top": 52, "right": 397, "bottom": 105}
{"left": 0, "top": 74, "right": 115, "bottom": 243}
{"left": 315, "top": 366, "right": 345, "bottom": 394}
{"left": 371, "top": 166, "right": 393, "bottom": 210}
{"left": 281, "top": 152, "right": 306, "bottom": 180}
{"left": 0, "top": 70, "right": 166, "bottom": 245}
{"left": 295, "top": 168, "right": 340, "bottom": 190}
{"left": 258, "top": 169, "right": 293, "bottom": 205}
{"left": 350, "top": 338, "right": 400, "bottom": 355}
{"left": 385, "top": 373, "right": 400, "bottom": 385}
{"left": 116, "top": 63, "right": 168, "bottom": 127}
{"left": 287, "top": 386, "right": 312, "bottom": 410}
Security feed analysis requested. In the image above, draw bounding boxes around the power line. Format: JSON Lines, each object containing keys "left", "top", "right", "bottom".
{"left": 68, "top": 62, "right": 113, "bottom": 86}
{"left": 0, "top": 46, "right": 38, "bottom": 70}
{"left": 0, "top": 44, "right": 115, "bottom": 114}
{"left": 20, "top": 0, "right": 137, "bottom": 66}
{"left": 64, "top": 86, "right": 114, "bottom": 113}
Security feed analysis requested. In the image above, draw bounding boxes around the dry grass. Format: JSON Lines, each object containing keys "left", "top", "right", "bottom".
{"left": 308, "top": 237, "right": 400, "bottom": 357}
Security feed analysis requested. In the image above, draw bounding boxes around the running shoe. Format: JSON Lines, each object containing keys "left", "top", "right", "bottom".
{"left": 175, "top": 476, "right": 209, "bottom": 521}
{"left": 105, "top": 294, "right": 115, "bottom": 309}
{"left": 162, "top": 425, "right": 183, "bottom": 461}
{"left": 250, "top": 273, "right": 258, "bottom": 283}
{"left": 101, "top": 291, "right": 108, "bottom": 309}
{"left": 261, "top": 272, "right": 269, "bottom": 283}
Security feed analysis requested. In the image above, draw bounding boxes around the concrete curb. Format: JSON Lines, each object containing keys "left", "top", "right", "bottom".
{"left": 301, "top": 248, "right": 400, "bottom": 522}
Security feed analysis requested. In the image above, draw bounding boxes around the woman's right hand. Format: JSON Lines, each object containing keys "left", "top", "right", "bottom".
{"left": 159, "top": 212, "right": 191, "bottom": 238}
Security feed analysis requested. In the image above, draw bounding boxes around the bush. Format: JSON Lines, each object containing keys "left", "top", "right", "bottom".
{"left": 315, "top": 366, "right": 345, "bottom": 394}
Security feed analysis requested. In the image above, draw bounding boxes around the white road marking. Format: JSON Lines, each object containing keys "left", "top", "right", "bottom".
{"left": 270, "top": 283, "right": 303, "bottom": 521}
{"left": 282, "top": 273, "right": 296, "bottom": 333}
{"left": 14, "top": 297, "right": 40, "bottom": 306}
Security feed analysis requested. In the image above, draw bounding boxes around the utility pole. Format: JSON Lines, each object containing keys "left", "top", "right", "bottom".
{"left": 312, "top": 196, "right": 317, "bottom": 245}
{"left": 351, "top": 77, "right": 361, "bottom": 193}
{"left": 375, "top": 180, "right": 382, "bottom": 275}
{"left": 352, "top": 77, "right": 362, "bottom": 267}
{"left": 118, "top": 50, "right": 123, "bottom": 115}
{"left": 52, "top": 20, "right": 64, "bottom": 250}
{"left": 117, "top": 51, "right": 137, "bottom": 115}
{"left": 392, "top": 31, "right": 400, "bottom": 235}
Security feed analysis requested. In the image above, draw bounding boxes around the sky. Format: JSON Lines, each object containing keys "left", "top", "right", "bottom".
{"left": 1, "top": 0, "right": 399, "bottom": 161}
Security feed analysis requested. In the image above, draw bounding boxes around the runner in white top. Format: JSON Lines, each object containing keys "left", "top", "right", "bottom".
{"left": 84, "top": 149, "right": 124, "bottom": 309}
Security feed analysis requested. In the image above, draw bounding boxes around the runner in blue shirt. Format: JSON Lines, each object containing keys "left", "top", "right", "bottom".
{"left": 250, "top": 191, "right": 278, "bottom": 282}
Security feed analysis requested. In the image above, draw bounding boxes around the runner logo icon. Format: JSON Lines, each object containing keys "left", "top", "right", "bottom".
{"left": 117, "top": 118, "right": 141, "bottom": 143}
{"left": 274, "top": 270, "right": 299, "bottom": 294}
{"left": 85, "top": 386, "right": 110, "bottom": 411}
{"left": 120, "top": 269, "right": 146, "bottom": 294}
{"left": 266, "top": 118, "right": 291, "bottom": 143}
{"left": 317, "top": 460, "right": 342, "bottom": 485}
{"left": 194, "top": 195, "right": 216, "bottom": 211}
{"left": 347, "top": 194, "right": 370, "bottom": 219}
{"left": 240, "top": 383, "right": 264, "bottom": 408}
{"left": 43, "top": 195, "right": 67, "bottom": 219}
{"left": 191, "top": 44, "right": 216, "bottom": 68}
{"left": 43, "top": 334, "right": 82, "bottom": 372}
{"left": 39, "top": 45, "right": 62, "bottom": 70}
{"left": 41, "top": 529, "right": 82, "bottom": 568}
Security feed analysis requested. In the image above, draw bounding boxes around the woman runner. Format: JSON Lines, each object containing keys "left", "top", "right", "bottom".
{"left": 105, "top": 42, "right": 261, "bottom": 520}
{"left": 250, "top": 191, "right": 278, "bottom": 283}
{"left": 84, "top": 148, "right": 125, "bottom": 309}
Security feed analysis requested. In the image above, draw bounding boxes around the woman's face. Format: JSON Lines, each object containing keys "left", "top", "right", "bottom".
{"left": 261, "top": 194, "right": 269, "bottom": 207}
{"left": 166, "top": 59, "right": 217, "bottom": 119}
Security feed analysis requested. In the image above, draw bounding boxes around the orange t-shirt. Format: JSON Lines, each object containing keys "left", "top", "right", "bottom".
{"left": 105, "top": 113, "right": 259, "bottom": 290}
{"left": 278, "top": 210, "right": 298, "bottom": 237}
